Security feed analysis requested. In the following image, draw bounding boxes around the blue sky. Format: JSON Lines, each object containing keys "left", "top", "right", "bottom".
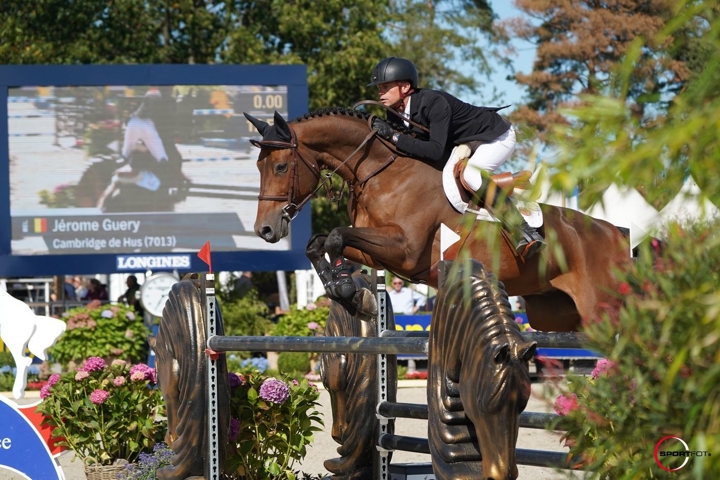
{"left": 472, "top": 1, "right": 537, "bottom": 110}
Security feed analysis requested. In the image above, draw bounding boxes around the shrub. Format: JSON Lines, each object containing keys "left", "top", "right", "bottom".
{"left": 220, "top": 289, "right": 274, "bottom": 337}
{"left": 277, "top": 352, "right": 311, "bottom": 375}
{"left": 549, "top": 220, "right": 720, "bottom": 478}
{"left": 37, "top": 357, "right": 166, "bottom": 465}
{"left": 48, "top": 301, "right": 150, "bottom": 367}
{"left": 272, "top": 305, "right": 329, "bottom": 337}
{"left": 225, "top": 372, "right": 323, "bottom": 479}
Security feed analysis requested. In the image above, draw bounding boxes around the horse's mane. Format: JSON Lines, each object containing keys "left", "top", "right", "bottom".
{"left": 292, "top": 106, "right": 418, "bottom": 136}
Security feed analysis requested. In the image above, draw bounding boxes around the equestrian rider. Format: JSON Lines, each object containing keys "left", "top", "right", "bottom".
{"left": 368, "top": 56, "right": 546, "bottom": 260}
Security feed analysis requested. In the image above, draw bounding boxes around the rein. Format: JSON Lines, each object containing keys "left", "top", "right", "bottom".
{"left": 256, "top": 125, "right": 382, "bottom": 222}
{"left": 352, "top": 100, "right": 431, "bottom": 134}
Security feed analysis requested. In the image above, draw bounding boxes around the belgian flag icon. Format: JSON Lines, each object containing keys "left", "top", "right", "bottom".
{"left": 34, "top": 218, "right": 48, "bottom": 233}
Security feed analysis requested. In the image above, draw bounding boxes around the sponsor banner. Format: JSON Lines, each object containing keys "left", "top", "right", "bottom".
{"left": 117, "top": 254, "right": 191, "bottom": 271}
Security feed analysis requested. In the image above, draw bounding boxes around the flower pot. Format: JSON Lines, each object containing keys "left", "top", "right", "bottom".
{"left": 84, "top": 462, "right": 129, "bottom": 480}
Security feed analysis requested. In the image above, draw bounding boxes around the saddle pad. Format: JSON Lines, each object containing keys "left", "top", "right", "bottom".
{"left": 442, "top": 145, "right": 543, "bottom": 229}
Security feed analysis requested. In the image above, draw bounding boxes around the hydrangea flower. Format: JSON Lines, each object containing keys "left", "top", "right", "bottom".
{"left": 47, "top": 373, "right": 60, "bottom": 387}
{"left": 228, "top": 418, "right": 240, "bottom": 442}
{"left": 82, "top": 356, "right": 107, "bottom": 372}
{"left": 228, "top": 372, "right": 241, "bottom": 389}
{"left": 113, "top": 376, "right": 126, "bottom": 387}
{"left": 40, "top": 384, "right": 52, "bottom": 399}
{"left": 90, "top": 389, "right": 110, "bottom": 404}
{"left": 129, "top": 363, "right": 156, "bottom": 383}
{"left": 126, "top": 312, "right": 135, "bottom": 320}
{"left": 131, "top": 371, "right": 147, "bottom": 382}
{"left": 307, "top": 321, "right": 319, "bottom": 331}
{"left": 259, "top": 378, "right": 290, "bottom": 404}
{"left": 554, "top": 393, "right": 579, "bottom": 416}
{"left": 101, "top": 310, "right": 114, "bottom": 319}
{"left": 75, "top": 371, "right": 90, "bottom": 381}
{"left": 111, "top": 359, "right": 127, "bottom": 367}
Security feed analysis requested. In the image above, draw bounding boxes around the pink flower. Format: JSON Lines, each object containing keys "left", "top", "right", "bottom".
{"left": 591, "top": 359, "right": 615, "bottom": 380}
{"left": 619, "top": 282, "right": 631, "bottom": 296}
{"left": 554, "top": 394, "right": 579, "bottom": 416}
{"left": 111, "top": 359, "right": 127, "bottom": 367}
{"left": 113, "top": 376, "right": 126, "bottom": 387}
{"left": 124, "top": 329, "right": 134, "bottom": 339}
{"left": 129, "top": 363, "right": 155, "bottom": 383}
{"left": 307, "top": 321, "right": 319, "bottom": 331}
{"left": 75, "top": 371, "right": 90, "bottom": 381}
{"left": 89, "top": 389, "right": 110, "bottom": 404}
{"left": 126, "top": 312, "right": 136, "bottom": 320}
{"left": 131, "top": 371, "right": 147, "bottom": 382}
{"left": 259, "top": 378, "right": 290, "bottom": 404}
{"left": 47, "top": 374, "right": 60, "bottom": 387}
{"left": 305, "top": 303, "right": 317, "bottom": 311}
{"left": 82, "top": 356, "right": 107, "bottom": 372}
{"left": 40, "top": 385, "right": 52, "bottom": 399}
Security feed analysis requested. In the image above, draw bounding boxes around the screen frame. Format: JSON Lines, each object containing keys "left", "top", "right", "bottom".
{"left": 0, "top": 64, "right": 311, "bottom": 275}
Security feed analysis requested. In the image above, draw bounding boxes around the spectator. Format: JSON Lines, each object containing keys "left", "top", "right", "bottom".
{"left": 73, "top": 276, "right": 88, "bottom": 299}
{"left": 82, "top": 278, "right": 108, "bottom": 301}
{"left": 388, "top": 276, "right": 425, "bottom": 314}
{"left": 118, "top": 275, "right": 144, "bottom": 316}
{"left": 234, "top": 271, "right": 253, "bottom": 298}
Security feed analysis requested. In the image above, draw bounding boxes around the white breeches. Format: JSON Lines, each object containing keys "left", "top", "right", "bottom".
{"left": 462, "top": 125, "right": 517, "bottom": 191}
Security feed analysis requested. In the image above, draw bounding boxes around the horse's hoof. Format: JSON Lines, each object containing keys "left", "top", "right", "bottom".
{"left": 353, "top": 288, "right": 377, "bottom": 319}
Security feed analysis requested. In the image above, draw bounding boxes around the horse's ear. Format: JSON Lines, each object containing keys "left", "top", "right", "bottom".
{"left": 493, "top": 343, "right": 511, "bottom": 365}
{"left": 273, "top": 111, "right": 292, "bottom": 142}
{"left": 518, "top": 341, "right": 537, "bottom": 363}
{"left": 243, "top": 112, "right": 271, "bottom": 136}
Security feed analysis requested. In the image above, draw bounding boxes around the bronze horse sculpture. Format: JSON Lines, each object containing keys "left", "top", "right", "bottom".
{"left": 428, "top": 260, "right": 535, "bottom": 480}
{"left": 245, "top": 108, "right": 629, "bottom": 332}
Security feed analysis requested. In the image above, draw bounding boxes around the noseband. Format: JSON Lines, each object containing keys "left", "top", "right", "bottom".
{"left": 254, "top": 121, "right": 381, "bottom": 223}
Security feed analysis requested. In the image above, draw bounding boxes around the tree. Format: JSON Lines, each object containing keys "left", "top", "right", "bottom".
{"left": 505, "top": 0, "right": 692, "bottom": 138}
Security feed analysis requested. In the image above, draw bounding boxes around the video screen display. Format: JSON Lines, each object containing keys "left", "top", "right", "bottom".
{"left": 9, "top": 85, "right": 288, "bottom": 256}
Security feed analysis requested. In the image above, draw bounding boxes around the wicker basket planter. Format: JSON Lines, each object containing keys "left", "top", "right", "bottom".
{"left": 84, "top": 462, "right": 130, "bottom": 480}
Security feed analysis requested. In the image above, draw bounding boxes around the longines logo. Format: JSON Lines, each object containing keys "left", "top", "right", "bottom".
{"left": 116, "top": 255, "right": 191, "bottom": 270}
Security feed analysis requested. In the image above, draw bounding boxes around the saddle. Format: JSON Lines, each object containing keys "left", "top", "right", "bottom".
{"left": 453, "top": 156, "right": 533, "bottom": 206}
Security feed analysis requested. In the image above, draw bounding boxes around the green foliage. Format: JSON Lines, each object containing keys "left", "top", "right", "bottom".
{"left": 48, "top": 302, "right": 150, "bottom": 368}
{"left": 277, "top": 352, "right": 311, "bottom": 376}
{"left": 225, "top": 372, "right": 323, "bottom": 480}
{"left": 272, "top": 305, "right": 329, "bottom": 337}
{"left": 37, "top": 358, "right": 166, "bottom": 465}
{"left": 548, "top": 220, "right": 720, "bottom": 479}
{"left": 220, "top": 289, "right": 274, "bottom": 337}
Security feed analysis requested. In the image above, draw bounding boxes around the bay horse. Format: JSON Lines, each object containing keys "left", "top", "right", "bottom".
{"left": 245, "top": 109, "right": 629, "bottom": 332}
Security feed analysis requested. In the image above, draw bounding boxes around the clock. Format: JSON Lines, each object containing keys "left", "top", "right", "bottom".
{"left": 140, "top": 273, "right": 179, "bottom": 318}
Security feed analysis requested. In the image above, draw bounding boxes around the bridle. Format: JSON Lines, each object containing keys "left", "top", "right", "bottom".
{"left": 254, "top": 122, "right": 381, "bottom": 223}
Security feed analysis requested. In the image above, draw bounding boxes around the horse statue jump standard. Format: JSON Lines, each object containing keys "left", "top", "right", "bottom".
{"left": 245, "top": 108, "right": 630, "bottom": 332}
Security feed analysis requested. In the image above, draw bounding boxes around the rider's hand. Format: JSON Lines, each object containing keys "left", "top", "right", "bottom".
{"left": 372, "top": 118, "right": 394, "bottom": 142}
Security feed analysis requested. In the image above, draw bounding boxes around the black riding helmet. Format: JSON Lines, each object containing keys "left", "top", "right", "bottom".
{"left": 368, "top": 57, "right": 419, "bottom": 89}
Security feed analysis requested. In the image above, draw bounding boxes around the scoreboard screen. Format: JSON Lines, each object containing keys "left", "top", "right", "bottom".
{"left": 0, "top": 65, "right": 310, "bottom": 276}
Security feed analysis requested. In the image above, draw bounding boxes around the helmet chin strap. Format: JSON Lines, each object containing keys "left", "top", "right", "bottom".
{"left": 395, "top": 86, "right": 415, "bottom": 112}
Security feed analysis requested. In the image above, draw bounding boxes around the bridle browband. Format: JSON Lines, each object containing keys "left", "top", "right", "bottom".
{"left": 255, "top": 121, "right": 385, "bottom": 223}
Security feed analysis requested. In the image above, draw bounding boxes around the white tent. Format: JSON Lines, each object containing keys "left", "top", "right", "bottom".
{"left": 585, "top": 183, "right": 660, "bottom": 231}
{"left": 658, "top": 176, "right": 720, "bottom": 224}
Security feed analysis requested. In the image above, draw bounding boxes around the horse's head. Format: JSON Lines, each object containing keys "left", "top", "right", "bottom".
{"left": 462, "top": 334, "right": 536, "bottom": 480}
{"left": 244, "top": 111, "right": 320, "bottom": 243}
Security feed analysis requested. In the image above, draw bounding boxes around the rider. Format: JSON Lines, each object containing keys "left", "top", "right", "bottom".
{"left": 368, "top": 56, "right": 546, "bottom": 260}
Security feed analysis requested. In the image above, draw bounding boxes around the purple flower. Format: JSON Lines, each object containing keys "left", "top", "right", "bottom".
{"left": 75, "top": 371, "right": 90, "bottom": 381}
{"left": 291, "top": 379, "right": 299, "bottom": 386}
{"left": 258, "top": 378, "right": 290, "bottom": 404}
{"left": 113, "top": 376, "right": 126, "bottom": 387}
{"left": 126, "top": 312, "right": 135, "bottom": 320}
{"left": 228, "top": 418, "right": 240, "bottom": 442}
{"left": 82, "top": 356, "right": 107, "bottom": 372}
{"left": 307, "top": 322, "right": 319, "bottom": 331}
{"left": 47, "top": 374, "right": 60, "bottom": 387}
{"left": 101, "top": 310, "right": 114, "bottom": 319}
{"left": 40, "top": 385, "right": 52, "bottom": 399}
{"left": 228, "top": 372, "right": 241, "bottom": 389}
{"left": 591, "top": 359, "right": 615, "bottom": 380}
{"left": 90, "top": 389, "right": 110, "bottom": 404}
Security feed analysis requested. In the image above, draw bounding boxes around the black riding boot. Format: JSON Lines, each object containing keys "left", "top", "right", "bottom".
{"left": 474, "top": 180, "right": 546, "bottom": 260}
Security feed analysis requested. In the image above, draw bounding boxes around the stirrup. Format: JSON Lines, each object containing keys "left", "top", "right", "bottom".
{"left": 515, "top": 226, "right": 546, "bottom": 260}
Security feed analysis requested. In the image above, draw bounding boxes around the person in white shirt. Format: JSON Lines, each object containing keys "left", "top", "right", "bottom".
{"left": 387, "top": 277, "right": 426, "bottom": 314}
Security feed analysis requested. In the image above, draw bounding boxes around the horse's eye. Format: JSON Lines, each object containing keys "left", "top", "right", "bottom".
{"left": 275, "top": 163, "right": 288, "bottom": 174}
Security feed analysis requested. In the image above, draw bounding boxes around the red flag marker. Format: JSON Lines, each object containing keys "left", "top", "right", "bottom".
{"left": 198, "top": 241, "right": 212, "bottom": 273}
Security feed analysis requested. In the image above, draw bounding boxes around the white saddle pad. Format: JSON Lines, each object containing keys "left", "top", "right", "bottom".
{"left": 442, "top": 145, "right": 544, "bottom": 229}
